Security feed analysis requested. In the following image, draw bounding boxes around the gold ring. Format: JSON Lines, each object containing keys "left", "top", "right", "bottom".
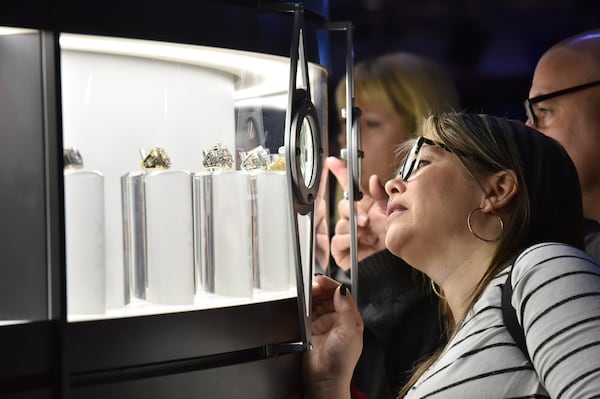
{"left": 141, "top": 147, "right": 171, "bottom": 170}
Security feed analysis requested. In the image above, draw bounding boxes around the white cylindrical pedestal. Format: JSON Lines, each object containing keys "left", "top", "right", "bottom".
{"left": 207, "top": 171, "right": 253, "bottom": 298}
{"left": 255, "top": 172, "right": 290, "bottom": 291}
{"left": 64, "top": 169, "right": 106, "bottom": 316}
{"left": 144, "top": 170, "right": 194, "bottom": 305}
{"left": 192, "top": 172, "right": 213, "bottom": 295}
{"left": 121, "top": 171, "right": 146, "bottom": 303}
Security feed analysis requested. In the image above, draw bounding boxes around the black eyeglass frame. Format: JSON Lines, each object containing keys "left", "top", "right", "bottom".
{"left": 524, "top": 80, "right": 600, "bottom": 126}
{"left": 399, "top": 136, "right": 453, "bottom": 181}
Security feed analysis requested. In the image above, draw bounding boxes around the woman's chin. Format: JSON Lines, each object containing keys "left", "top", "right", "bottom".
{"left": 384, "top": 233, "right": 406, "bottom": 258}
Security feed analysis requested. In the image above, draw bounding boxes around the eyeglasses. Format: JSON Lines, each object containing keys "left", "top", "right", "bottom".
{"left": 398, "top": 136, "right": 453, "bottom": 181}
{"left": 524, "top": 80, "right": 600, "bottom": 127}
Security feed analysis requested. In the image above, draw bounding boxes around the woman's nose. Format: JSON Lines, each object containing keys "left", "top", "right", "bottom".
{"left": 384, "top": 176, "right": 404, "bottom": 197}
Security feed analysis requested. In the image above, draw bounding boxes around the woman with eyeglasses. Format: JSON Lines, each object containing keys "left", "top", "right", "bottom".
{"left": 304, "top": 112, "right": 600, "bottom": 398}
{"left": 320, "top": 52, "right": 460, "bottom": 398}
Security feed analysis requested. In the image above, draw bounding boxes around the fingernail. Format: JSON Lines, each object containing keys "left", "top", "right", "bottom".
{"left": 340, "top": 284, "right": 349, "bottom": 296}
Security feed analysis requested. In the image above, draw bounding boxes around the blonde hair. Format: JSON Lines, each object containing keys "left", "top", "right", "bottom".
{"left": 335, "top": 52, "right": 460, "bottom": 136}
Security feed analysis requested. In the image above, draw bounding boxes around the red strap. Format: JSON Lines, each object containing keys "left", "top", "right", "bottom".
{"left": 350, "top": 380, "right": 369, "bottom": 399}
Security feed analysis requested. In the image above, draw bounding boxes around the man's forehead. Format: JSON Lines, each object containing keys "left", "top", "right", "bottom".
{"left": 531, "top": 49, "right": 595, "bottom": 94}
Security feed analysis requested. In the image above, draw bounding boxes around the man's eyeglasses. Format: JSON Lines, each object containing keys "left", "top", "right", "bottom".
{"left": 398, "top": 136, "right": 453, "bottom": 181}
{"left": 524, "top": 80, "right": 600, "bottom": 127}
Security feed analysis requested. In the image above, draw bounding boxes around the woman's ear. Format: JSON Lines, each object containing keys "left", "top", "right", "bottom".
{"left": 480, "top": 170, "right": 518, "bottom": 212}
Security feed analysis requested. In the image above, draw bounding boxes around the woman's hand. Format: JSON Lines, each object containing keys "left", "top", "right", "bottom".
{"left": 327, "top": 157, "right": 388, "bottom": 269}
{"left": 303, "top": 275, "right": 364, "bottom": 399}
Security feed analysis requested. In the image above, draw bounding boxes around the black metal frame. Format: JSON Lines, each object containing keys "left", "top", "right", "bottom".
{"left": 524, "top": 80, "right": 600, "bottom": 126}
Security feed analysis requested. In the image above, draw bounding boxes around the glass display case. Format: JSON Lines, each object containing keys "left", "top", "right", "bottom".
{"left": 0, "top": 2, "right": 336, "bottom": 397}
{"left": 59, "top": 32, "right": 327, "bottom": 320}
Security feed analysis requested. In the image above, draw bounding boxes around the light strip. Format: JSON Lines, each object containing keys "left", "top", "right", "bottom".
{"left": 235, "top": 93, "right": 289, "bottom": 110}
{"left": 0, "top": 27, "right": 37, "bottom": 36}
{"left": 59, "top": 34, "right": 294, "bottom": 99}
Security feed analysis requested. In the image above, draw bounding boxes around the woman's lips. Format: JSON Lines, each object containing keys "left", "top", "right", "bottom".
{"left": 386, "top": 202, "right": 407, "bottom": 217}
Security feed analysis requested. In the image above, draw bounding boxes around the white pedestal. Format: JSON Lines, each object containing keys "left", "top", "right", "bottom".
{"left": 64, "top": 169, "right": 106, "bottom": 316}
{"left": 194, "top": 171, "right": 253, "bottom": 298}
{"left": 255, "top": 172, "right": 290, "bottom": 291}
{"left": 144, "top": 170, "right": 194, "bottom": 305}
{"left": 192, "top": 172, "right": 213, "bottom": 295}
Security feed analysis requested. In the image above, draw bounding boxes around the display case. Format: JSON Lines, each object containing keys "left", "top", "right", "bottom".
{"left": 59, "top": 31, "right": 327, "bottom": 319}
{"left": 0, "top": 2, "right": 335, "bottom": 397}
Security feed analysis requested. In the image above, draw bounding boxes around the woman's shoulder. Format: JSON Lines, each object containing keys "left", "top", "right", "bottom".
{"left": 511, "top": 242, "right": 600, "bottom": 285}
{"left": 517, "top": 241, "right": 592, "bottom": 260}
{"left": 506, "top": 243, "right": 600, "bottom": 397}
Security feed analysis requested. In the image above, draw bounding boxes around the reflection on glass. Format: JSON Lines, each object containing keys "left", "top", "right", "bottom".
{"left": 299, "top": 116, "right": 316, "bottom": 188}
{"left": 0, "top": 28, "right": 48, "bottom": 324}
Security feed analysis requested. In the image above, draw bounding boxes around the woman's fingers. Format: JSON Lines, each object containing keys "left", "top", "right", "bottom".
{"left": 326, "top": 156, "right": 349, "bottom": 191}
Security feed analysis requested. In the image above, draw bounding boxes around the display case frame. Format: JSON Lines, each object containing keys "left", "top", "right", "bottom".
{"left": 0, "top": 28, "right": 67, "bottom": 397}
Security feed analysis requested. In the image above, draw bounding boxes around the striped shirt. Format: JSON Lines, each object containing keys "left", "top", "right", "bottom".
{"left": 405, "top": 242, "right": 600, "bottom": 398}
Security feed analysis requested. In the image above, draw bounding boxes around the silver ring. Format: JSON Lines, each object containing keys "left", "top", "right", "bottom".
{"left": 64, "top": 146, "right": 84, "bottom": 169}
{"left": 343, "top": 191, "right": 348, "bottom": 200}
{"left": 202, "top": 143, "right": 234, "bottom": 170}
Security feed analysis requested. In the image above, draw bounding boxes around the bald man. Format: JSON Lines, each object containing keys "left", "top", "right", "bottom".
{"left": 525, "top": 29, "right": 600, "bottom": 260}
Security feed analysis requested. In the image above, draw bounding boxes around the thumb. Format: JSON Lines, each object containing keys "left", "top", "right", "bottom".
{"left": 334, "top": 284, "right": 358, "bottom": 313}
{"left": 334, "top": 284, "right": 364, "bottom": 338}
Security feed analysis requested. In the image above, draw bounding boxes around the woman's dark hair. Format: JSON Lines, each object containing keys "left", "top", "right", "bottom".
{"left": 430, "top": 112, "right": 584, "bottom": 255}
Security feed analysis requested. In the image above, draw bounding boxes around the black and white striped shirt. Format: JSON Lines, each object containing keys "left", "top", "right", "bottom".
{"left": 405, "top": 242, "right": 600, "bottom": 398}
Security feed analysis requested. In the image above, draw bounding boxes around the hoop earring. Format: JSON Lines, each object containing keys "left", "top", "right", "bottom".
{"left": 431, "top": 280, "right": 445, "bottom": 300}
{"left": 467, "top": 207, "right": 504, "bottom": 243}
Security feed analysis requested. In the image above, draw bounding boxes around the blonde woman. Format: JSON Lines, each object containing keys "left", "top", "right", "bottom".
{"left": 333, "top": 52, "right": 460, "bottom": 199}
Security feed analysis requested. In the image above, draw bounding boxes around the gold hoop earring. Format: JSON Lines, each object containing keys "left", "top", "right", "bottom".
{"left": 431, "top": 280, "right": 445, "bottom": 300}
{"left": 467, "top": 207, "right": 504, "bottom": 243}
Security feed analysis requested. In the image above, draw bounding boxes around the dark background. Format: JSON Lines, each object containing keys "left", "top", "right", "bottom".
{"left": 326, "top": 0, "right": 600, "bottom": 130}
{"left": 6, "top": 0, "right": 597, "bottom": 124}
